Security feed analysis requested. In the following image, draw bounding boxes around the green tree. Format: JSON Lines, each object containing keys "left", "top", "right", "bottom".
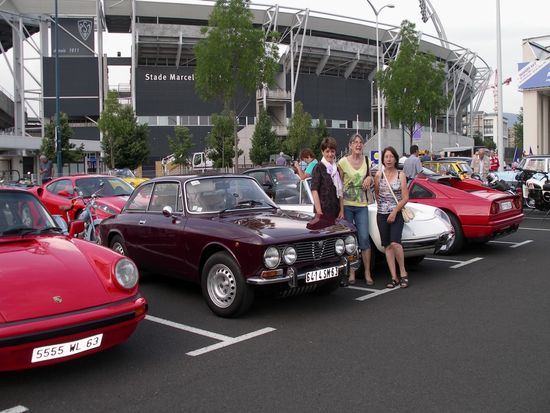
{"left": 284, "top": 101, "right": 312, "bottom": 158}
{"left": 98, "top": 90, "right": 149, "bottom": 169}
{"left": 249, "top": 108, "right": 278, "bottom": 165}
{"left": 169, "top": 126, "right": 194, "bottom": 167}
{"left": 377, "top": 20, "right": 448, "bottom": 146}
{"left": 312, "top": 114, "right": 329, "bottom": 156}
{"left": 194, "top": 0, "right": 279, "bottom": 170}
{"left": 513, "top": 107, "right": 523, "bottom": 152}
{"left": 41, "top": 112, "right": 84, "bottom": 164}
{"left": 473, "top": 130, "right": 484, "bottom": 147}
{"left": 207, "top": 112, "right": 238, "bottom": 168}
{"left": 483, "top": 137, "right": 496, "bottom": 150}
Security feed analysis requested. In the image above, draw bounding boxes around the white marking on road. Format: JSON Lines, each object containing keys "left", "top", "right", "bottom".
{"left": 489, "top": 239, "right": 533, "bottom": 248}
{"left": 145, "top": 315, "right": 276, "bottom": 357}
{"left": 350, "top": 286, "right": 400, "bottom": 301}
{"left": 187, "top": 327, "right": 276, "bottom": 357}
{"left": 146, "top": 315, "right": 231, "bottom": 341}
{"left": 0, "top": 407, "right": 29, "bottom": 413}
{"left": 520, "top": 227, "right": 550, "bottom": 232}
{"left": 425, "top": 257, "right": 463, "bottom": 264}
{"left": 450, "top": 257, "right": 484, "bottom": 268}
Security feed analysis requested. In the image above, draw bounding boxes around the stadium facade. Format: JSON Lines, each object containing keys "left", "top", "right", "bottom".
{"left": 1, "top": 0, "right": 493, "bottom": 178}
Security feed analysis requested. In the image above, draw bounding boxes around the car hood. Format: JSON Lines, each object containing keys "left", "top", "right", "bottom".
{"left": 96, "top": 196, "right": 129, "bottom": 213}
{"left": 217, "top": 209, "right": 353, "bottom": 241}
{"left": 0, "top": 237, "right": 114, "bottom": 323}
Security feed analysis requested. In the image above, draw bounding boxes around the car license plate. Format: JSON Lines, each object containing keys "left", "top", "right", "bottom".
{"left": 500, "top": 201, "right": 512, "bottom": 211}
{"left": 305, "top": 266, "right": 339, "bottom": 283}
{"left": 31, "top": 333, "right": 103, "bottom": 363}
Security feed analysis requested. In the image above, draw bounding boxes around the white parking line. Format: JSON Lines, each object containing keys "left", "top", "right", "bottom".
{"left": 0, "top": 407, "right": 29, "bottom": 413}
{"left": 520, "top": 227, "right": 550, "bottom": 231}
{"left": 489, "top": 240, "right": 533, "bottom": 248}
{"left": 425, "top": 256, "right": 483, "bottom": 268}
{"left": 145, "top": 315, "right": 276, "bottom": 357}
{"left": 351, "top": 286, "right": 399, "bottom": 301}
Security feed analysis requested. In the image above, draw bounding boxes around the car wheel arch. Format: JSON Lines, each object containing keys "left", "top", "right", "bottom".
{"left": 439, "top": 209, "right": 464, "bottom": 255}
{"left": 198, "top": 243, "right": 240, "bottom": 280}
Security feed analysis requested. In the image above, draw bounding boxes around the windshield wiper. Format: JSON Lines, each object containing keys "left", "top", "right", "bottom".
{"left": 1, "top": 225, "right": 64, "bottom": 236}
{"left": 219, "top": 200, "right": 266, "bottom": 214}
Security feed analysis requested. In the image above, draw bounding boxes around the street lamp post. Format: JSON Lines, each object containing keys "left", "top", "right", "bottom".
{"left": 365, "top": 0, "right": 394, "bottom": 164}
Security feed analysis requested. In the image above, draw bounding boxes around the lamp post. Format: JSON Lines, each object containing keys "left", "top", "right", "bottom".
{"left": 365, "top": 0, "right": 394, "bottom": 164}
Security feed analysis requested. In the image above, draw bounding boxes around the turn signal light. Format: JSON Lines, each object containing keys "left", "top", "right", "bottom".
{"left": 261, "top": 269, "right": 283, "bottom": 279}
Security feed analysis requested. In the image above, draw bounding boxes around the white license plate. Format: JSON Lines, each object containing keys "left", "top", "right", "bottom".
{"left": 500, "top": 201, "right": 512, "bottom": 211}
{"left": 305, "top": 266, "right": 339, "bottom": 283}
{"left": 31, "top": 333, "right": 103, "bottom": 363}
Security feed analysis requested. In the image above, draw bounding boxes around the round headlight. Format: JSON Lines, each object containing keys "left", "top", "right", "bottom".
{"left": 434, "top": 208, "right": 451, "bottom": 225}
{"left": 335, "top": 238, "right": 345, "bottom": 255}
{"left": 345, "top": 235, "right": 358, "bottom": 255}
{"left": 263, "top": 247, "right": 280, "bottom": 269}
{"left": 283, "top": 246, "right": 297, "bottom": 265}
{"left": 114, "top": 258, "right": 139, "bottom": 289}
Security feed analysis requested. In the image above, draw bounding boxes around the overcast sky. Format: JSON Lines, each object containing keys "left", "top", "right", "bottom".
{"left": 249, "top": 0, "right": 549, "bottom": 115}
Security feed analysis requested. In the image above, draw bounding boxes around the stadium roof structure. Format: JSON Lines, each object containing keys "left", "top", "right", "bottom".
{"left": 0, "top": 0, "right": 492, "bottom": 138}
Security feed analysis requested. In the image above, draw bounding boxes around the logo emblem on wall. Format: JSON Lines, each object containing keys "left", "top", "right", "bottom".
{"left": 78, "top": 19, "right": 92, "bottom": 41}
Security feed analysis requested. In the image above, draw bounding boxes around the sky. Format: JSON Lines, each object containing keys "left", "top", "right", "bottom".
{"left": 2, "top": 0, "right": 549, "bottom": 116}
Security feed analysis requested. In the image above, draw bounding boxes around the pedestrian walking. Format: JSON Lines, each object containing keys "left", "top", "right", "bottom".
{"left": 39, "top": 155, "right": 53, "bottom": 183}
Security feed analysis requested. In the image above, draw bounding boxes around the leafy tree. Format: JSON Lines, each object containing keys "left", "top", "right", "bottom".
{"left": 284, "top": 101, "right": 313, "bottom": 158}
{"left": 41, "top": 112, "right": 84, "bottom": 164}
{"left": 377, "top": 20, "right": 448, "bottom": 146}
{"left": 169, "top": 126, "right": 194, "bottom": 167}
{"left": 483, "top": 137, "right": 496, "bottom": 150}
{"left": 195, "top": 0, "right": 279, "bottom": 170}
{"left": 206, "top": 112, "right": 239, "bottom": 168}
{"left": 312, "top": 114, "right": 329, "bottom": 157}
{"left": 473, "top": 130, "right": 484, "bottom": 147}
{"left": 513, "top": 107, "right": 523, "bottom": 152}
{"left": 98, "top": 90, "right": 149, "bottom": 170}
{"left": 249, "top": 108, "right": 278, "bottom": 165}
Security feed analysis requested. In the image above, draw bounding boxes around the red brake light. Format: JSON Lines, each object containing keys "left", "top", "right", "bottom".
{"left": 490, "top": 202, "right": 498, "bottom": 214}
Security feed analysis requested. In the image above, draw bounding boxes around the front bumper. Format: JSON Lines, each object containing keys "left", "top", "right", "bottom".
{"left": 246, "top": 255, "right": 359, "bottom": 286}
{"left": 402, "top": 231, "right": 455, "bottom": 256}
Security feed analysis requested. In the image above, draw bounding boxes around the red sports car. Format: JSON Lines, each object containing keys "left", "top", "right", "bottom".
{"left": 0, "top": 187, "right": 147, "bottom": 371}
{"left": 29, "top": 175, "right": 135, "bottom": 222}
{"left": 408, "top": 173, "right": 524, "bottom": 254}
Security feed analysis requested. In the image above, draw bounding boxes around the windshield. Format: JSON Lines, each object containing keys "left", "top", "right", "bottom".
{"left": 75, "top": 177, "right": 134, "bottom": 197}
{"left": 185, "top": 176, "right": 276, "bottom": 213}
{"left": 0, "top": 191, "right": 58, "bottom": 237}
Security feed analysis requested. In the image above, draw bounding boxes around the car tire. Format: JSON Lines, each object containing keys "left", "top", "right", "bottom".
{"left": 201, "top": 252, "right": 254, "bottom": 317}
{"left": 110, "top": 235, "right": 128, "bottom": 256}
{"left": 440, "top": 212, "right": 464, "bottom": 255}
{"left": 405, "top": 255, "right": 424, "bottom": 265}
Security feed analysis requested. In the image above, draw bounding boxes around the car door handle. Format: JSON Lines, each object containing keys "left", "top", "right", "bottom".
{"left": 139, "top": 219, "right": 146, "bottom": 225}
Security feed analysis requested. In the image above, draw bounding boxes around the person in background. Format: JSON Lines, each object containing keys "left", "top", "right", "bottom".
{"left": 403, "top": 144, "right": 422, "bottom": 181}
{"left": 293, "top": 148, "right": 318, "bottom": 180}
{"left": 374, "top": 146, "right": 409, "bottom": 289}
{"left": 275, "top": 152, "right": 287, "bottom": 166}
{"left": 398, "top": 152, "right": 408, "bottom": 164}
{"left": 39, "top": 154, "right": 53, "bottom": 183}
{"left": 471, "top": 148, "right": 490, "bottom": 180}
{"left": 421, "top": 150, "right": 431, "bottom": 162}
{"left": 338, "top": 134, "right": 374, "bottom": 286}
{"left": 489, "top": 150, "right": 500, "bottom": 172}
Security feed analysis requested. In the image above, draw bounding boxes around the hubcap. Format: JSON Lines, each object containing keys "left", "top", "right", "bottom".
{"left": 112, "top": 242, "right": 125, "bottom": 255}
{"left": 207, "top": 264, "right": 236, "bottom": 309}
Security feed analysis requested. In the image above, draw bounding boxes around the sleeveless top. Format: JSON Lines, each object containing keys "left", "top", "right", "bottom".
{"left": 338, "top": 157, "right": 368, "bottom": 207}
{"left": 377, "top": 171, "right": 402, "bottom": 214}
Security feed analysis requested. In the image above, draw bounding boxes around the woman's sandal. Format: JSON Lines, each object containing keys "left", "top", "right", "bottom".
{"left": 348, "top": 278, "right": 356, "bottom": 285}
{"left": 386, "top": 279, "right": 399, "bottom": 289}
{"left": 399, "top": 277, "right": 409, "bottom": 288}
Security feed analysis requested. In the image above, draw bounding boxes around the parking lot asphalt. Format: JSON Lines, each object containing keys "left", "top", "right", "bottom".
{"left": 1, "top": 208, "right": 549, "bottom": 413}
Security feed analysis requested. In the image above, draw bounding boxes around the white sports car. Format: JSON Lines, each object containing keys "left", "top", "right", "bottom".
{"left": 267, "top": 176, "right": 455, "bottom": 265}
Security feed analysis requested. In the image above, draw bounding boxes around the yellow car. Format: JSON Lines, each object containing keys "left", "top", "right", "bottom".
{"left": 108, "top": 168, "right": 149, "bottom": 187}
{"left": 422, "top": 159, "right": 473, "bottom": 179}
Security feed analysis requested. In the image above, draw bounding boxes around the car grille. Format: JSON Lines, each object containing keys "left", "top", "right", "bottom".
{"left": 288, "top": 238, "right": 338, "bottom": 263}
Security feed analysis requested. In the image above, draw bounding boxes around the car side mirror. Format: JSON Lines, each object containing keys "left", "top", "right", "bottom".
{"left": 162, "top": 205, "right": 174, "bottom": 218}
{"left": 68, "top": 220, "right": 85, "bottom": 237}
{"left": 58, "top": 190, "right": 71, "bottom": 197}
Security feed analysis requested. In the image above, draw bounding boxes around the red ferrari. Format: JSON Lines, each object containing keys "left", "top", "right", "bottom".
{"left": 0, "top": 187, "right": 147, "bottom": 371}
{"left": 28, "top": 175, "right": 135, "bottom": 222}
{"left": 408, "top": 173, "right": 524, "bottom": 254}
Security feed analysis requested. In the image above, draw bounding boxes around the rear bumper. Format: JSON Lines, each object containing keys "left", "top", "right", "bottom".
{"left": 0, "top": 296, "right": 147, "bottom": 371}
{"left": 463, "top": 214, "right": 523, "bottom": 241}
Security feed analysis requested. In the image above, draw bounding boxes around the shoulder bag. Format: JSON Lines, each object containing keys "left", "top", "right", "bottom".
{"left": 382, "top": 170, "right": 415, "bottom": 223}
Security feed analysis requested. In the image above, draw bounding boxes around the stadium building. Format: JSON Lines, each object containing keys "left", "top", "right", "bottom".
{"left": 0, "top": 0, "right": 493, "bottom": 179}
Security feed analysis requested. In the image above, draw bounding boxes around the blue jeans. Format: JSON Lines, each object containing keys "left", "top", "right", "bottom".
{"left": 344, "top": 205, "right": 370, "bottom": 250}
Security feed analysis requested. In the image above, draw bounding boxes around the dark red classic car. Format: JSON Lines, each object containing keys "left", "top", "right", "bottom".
{"left": 28, "top": 175, "right": 135, "bottom": 222}
{"left": 99, "top": 175, "right": 360, "bottom": 317}
{"left": 0, "top": 187, "right": 147, "bottom": 371}
{"left": 408, "top": 173, "right": 524, "bottom": 254}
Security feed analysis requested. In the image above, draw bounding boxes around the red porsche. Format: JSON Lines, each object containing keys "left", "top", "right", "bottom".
{"left": 28, "top": 175, "right": 135, "bottom": 222}
{"left": 0, "top": 187, "right": 147, "bottom": 371}
{"left": 408, "top": 172, "right": 524, "bottom": 254}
